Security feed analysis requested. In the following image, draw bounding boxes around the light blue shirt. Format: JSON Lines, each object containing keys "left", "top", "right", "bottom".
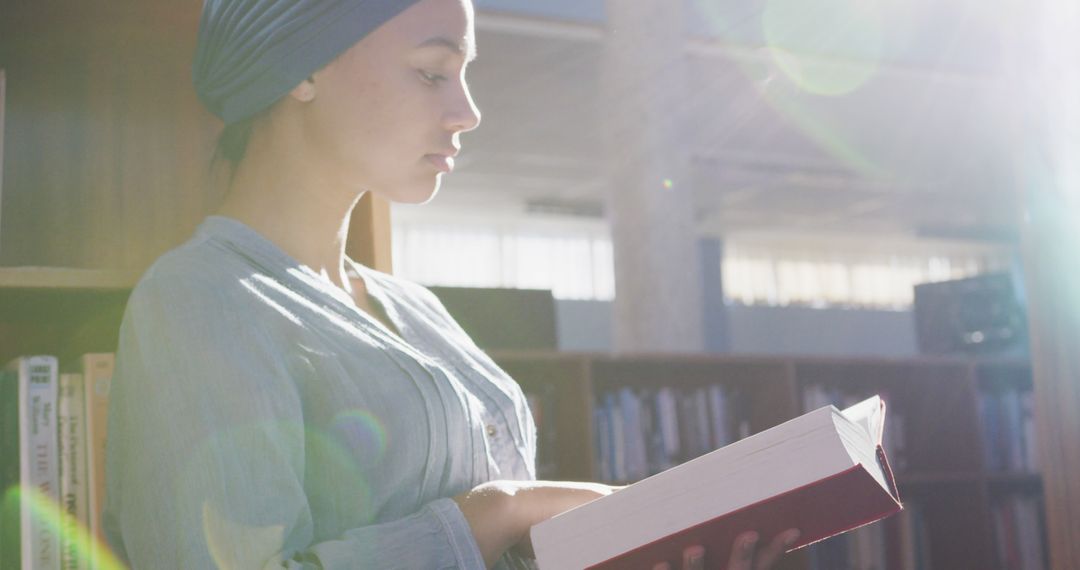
{"left": 104, "top": 215, "right": 537, "bottom": 569}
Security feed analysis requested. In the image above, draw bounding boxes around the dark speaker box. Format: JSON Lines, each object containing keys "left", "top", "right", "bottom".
{"left": 913, "top": 272, "right": 1027, "bottom": 355}
{"left": 429, "top": 286, "right": 558, "bottom": 351}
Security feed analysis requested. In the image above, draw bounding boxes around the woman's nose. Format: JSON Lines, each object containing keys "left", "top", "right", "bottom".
{"left": 445, "top": 82, "right": 482, "bottom": 133}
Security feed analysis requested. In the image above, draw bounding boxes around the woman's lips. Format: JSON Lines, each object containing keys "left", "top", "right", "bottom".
{"left": 424, "top": 154, "right": 455, "bottom": 173}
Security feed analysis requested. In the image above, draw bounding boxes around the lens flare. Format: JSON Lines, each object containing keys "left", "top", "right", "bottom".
{"left": 306, "top": 426, "right": 376, "bottom": 523}
{"left": 203, "top": 500, "right": 285, "bottom": 570}
{"left": 688, "top": 0, "right": 885, "bottom": 176}
{"left": 763, "top": 0, "right": 884, "bottom": 96}
{"left": 760, "top": 86, "right": 881, "bottom": 176}
{"left": 183, "top": 420, "right": 376, "bottom": 565}
{"left": 4, "top": 484, "right": 128, "bottom": 570}
{"left": 331, "top": 410, "right": 388, "bottom": 463}
{"left": 662, "top": 179, "right": 675, "bottom": 190}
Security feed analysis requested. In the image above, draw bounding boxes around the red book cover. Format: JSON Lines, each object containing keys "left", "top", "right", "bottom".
{"left": 589, "top": 447, "right": 900, "bottom": 569}
{"left": 532, "top": 396, "right": 902, "bottom": 570}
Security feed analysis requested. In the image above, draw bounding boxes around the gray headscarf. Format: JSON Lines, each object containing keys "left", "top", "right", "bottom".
{"left": 193, "top": 0, "right": 423, "bottom": 124}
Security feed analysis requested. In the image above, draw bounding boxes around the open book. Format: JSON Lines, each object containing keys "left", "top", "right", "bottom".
{"left": 531, "top": 395, "right": 901, "bottom": 570}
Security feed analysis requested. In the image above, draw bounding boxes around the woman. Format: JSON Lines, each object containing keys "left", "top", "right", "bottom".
{"left": 103, "top": 0, "right": 799, "bottom": 568}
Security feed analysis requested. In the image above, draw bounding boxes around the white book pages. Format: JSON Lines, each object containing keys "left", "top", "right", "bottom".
{"left": 534, "top": 404, "right": 874, "bottom": 569}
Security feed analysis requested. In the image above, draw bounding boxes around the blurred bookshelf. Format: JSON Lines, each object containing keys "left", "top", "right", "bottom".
{"left": 494, "top": 349, "right": 1045, "bottom": 570}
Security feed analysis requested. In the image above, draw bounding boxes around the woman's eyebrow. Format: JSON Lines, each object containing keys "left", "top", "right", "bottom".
{"left": 416, "top": 36, "right": 477, "bottom": 62}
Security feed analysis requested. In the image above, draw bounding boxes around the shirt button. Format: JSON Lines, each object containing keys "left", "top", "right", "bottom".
{"left": 486, "top": 424, "right": 497, "bottom": 437}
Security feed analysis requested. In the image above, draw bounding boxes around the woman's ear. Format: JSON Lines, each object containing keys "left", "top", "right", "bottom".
{"left": 290, "top": 75, "right": 317, "bottom": 103}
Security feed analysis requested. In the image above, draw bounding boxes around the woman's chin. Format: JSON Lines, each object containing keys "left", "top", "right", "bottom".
{"left": 386, "top": 180, "right": 441, "bottom": 205}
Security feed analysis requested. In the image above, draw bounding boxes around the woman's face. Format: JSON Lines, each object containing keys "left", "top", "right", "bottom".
{"left": 300, "top": 0, "right": 480, "bottom": 204}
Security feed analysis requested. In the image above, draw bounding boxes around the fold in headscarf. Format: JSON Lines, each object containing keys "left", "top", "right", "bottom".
{"left": 193, "top": 0, "right": 423, "bottom": 124}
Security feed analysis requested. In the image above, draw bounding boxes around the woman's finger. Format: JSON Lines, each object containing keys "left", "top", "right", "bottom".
{"left": 753, "top": 529, "right": 801, "bottom": 570}
{"left": 682, "top": 545, "right": 705, "bottom": 570}
{"left": 725, "top": 531, "right": 759, "bottom": 570}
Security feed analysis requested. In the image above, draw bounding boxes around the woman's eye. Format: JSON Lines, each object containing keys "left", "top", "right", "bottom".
{"left": 419, "top": 70, "right": 447, "bottom": 85}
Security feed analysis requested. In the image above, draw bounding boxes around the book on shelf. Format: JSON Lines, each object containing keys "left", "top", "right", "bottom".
{"left": 1, "top": 352, "right": 116, "bottom": 570}
{"left": 979, "top": 384, "right": 1038, "bottom": 473}
{"left": 1, "top": 355, "right": 62, "bottom": 570}
{"left": 531, "top": 395, "right": 902, "bottom": 570}
{"left": 895, "top": 501, "right": 933, "bottom": 570}
{"left": 992, "top": 493, "right": 1047, "bottom": 570}
{"left": 81, "top": 353, "right": 115, "bottom": 570}
{"left": 58, "top": 372, "right": 89, "bottom": 570}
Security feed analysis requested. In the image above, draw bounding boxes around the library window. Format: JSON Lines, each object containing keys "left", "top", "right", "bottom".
{"left": 721, "top": 240, "right": 1016, "bottom": 310}
{"left": 392, "top": 220, "right": 616, "bottom": 301}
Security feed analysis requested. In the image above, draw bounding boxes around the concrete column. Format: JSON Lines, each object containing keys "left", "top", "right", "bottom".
{"left": 699, "top": 237, "right": 730, "bottom": 352}
{"left": 602, "top": 0, "right": 704, "bottom": 353}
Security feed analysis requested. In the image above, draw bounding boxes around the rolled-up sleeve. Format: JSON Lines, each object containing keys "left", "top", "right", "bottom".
{"left": 103, "top": 271, "right": 485, "bottom": 569}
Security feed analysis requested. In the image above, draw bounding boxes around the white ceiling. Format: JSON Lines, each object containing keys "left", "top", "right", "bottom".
{"left": 426, "top": 9, "right": 1022, "bottom": 249}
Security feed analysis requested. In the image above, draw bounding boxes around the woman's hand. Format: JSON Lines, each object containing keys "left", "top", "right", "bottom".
{"left": 654, "top": 529, "right": 801, "bottom": 570}
{"left": 453, "top": 480, "right": 621, "bottom": 568}
{"left": 454, "top": 480, "right": 798, "bottom": 570}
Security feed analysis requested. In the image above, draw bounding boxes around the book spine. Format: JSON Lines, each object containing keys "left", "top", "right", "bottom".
{"left": 1015, "top": 495, "right": 1043, "bottom": 570}
{"left": 81, "top": 353, "right": 114, "bottom": 570}
{"left": 655, "top": 387, "right": 679, "bottom": 467}
{"left": 732, "top": 387, "right": 751, "bottom": 440}
{"left": 676, "top": 389, "right": 699, "bottom": 461}
{"left": 618, "top": 387, "right": 647, "bottom": 481}
{"left": 606, "top": 392, "right": 625, "bottom": 482}
{"left": 58, "top": 373, "right": 88, "bottom": 570}
{"left": 993, "top": 493, "right": 1048, "bottom": 570}
{"left": 593, "top": 407, "right": 610, "bottom": 482}
{"left": 20, "top": 356, "right": 62, "bottom": 570}
{"left": 706, "top": 384, "right": 730, "bottom": 449}
{"left": 978, "top": 390, "right": 1002, "bottom": 471}
{"left": 1020, "top": 390, "right": 1038, "bottom": 473}
{"left": 638, "top": 388, "right": 662, "bottom": 475}
{"left": 692, "top": 387, "right": 711, "bottom": 455}
{"left": 1, "top": 368, "right": 22, "bottom": 569}
{"left": 912, "top": 502, "right": 932, "bottom": 570}
{"left": 1002, "top": 387, "right": 1023, "bottom": 471}
{"left": 897, "top": 502, "right": 918, "bottom": 570}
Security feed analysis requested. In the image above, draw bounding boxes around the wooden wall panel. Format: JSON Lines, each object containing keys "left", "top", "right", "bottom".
{"left": 0, "top": 1, "right": 219, "bottom": 270}
{"left": 348, "top": 193, "right": 395, "bottom": 274}
{"left": 0, "top": 68, "right": 5, "bottom": 238}
{"left": 0, "top": 1, "right": 392, "bottom": 273}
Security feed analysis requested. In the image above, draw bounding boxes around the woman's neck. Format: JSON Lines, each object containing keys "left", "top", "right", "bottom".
{"left": 214, "top": 120, "right": 365, "bottom": 292}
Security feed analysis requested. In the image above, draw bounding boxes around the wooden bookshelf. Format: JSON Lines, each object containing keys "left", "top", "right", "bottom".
{"left": 0, "top": 267, "right": 141, "bottom": 289}
{"left": 0, "top": 268, "right": 135, "bottom": 366}
{"left": 490, "top": 349, "right": 1044, "bottom": 570}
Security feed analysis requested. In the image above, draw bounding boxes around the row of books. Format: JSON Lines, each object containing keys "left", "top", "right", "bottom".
{"left": 807, "top": 501, "right": 932, "bottom": 570}
{"left": 807, "top": 516, "right": 888, "bottom": 570}
{"left": 978, "top": 386, "right": 1039, "bottom": 472}
{"left": 991, "top": 493, "right": 1048, "bottom": 570}
{"left": 2, "top": 354, "right": 116, "bottom": 570}
{"left": 592, "top": 384, "right": 750, "bottom": 483}
{"left": 802, "top": 384, "right": 908, "bottom": 472}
